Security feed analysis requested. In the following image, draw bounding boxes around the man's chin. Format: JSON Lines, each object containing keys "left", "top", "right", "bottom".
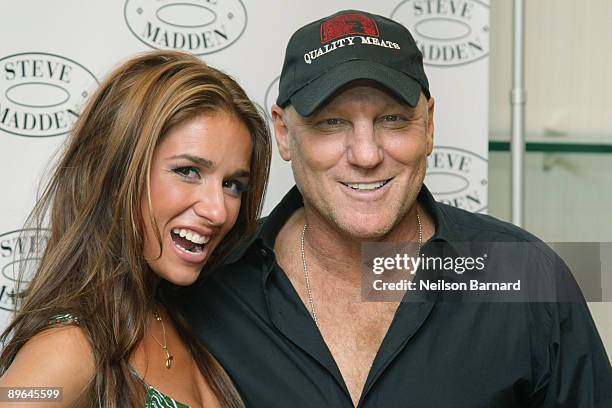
{"left": 339, "top": 219, "right": 396, "bottom": 241}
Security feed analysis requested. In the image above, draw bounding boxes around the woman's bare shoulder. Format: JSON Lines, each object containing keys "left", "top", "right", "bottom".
{"left": 0, "top": 325, "right": 95, "bottom": 406}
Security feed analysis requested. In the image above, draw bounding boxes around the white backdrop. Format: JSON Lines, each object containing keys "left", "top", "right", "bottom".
{"left": 0, "top": 0, "right": 489, "bottom": 329}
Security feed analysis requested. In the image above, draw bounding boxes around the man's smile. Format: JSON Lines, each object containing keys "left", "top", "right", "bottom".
{"left": 339, "top": 178, "right": 393, "bottom": 191}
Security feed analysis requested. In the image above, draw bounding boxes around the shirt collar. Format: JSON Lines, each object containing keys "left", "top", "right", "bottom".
{"left": 417, "top": 185, "right": 462, "bottom": 242}
{"left": 253, "top": 183, "right": 469, "bottom": 257}
{"left": 221, "top": 186, "right": 303, "bottom": 267}
{"left": 260, "top": 185, "right": 303, "bottom": 250}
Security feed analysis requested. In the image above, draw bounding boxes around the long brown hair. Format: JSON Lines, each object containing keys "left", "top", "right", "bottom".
{"left": 0, "top": 50, "right": 271, "bottom": 407}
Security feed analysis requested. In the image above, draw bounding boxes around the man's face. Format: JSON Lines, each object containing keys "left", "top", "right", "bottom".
{"left": 272, "top": 82, "right": 434, "bottom": 240}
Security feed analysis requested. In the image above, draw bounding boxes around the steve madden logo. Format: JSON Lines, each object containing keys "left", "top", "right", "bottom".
{"left": 124, "top": 0, "right": 247, "bottom": 55}
{"left": 392, "top": 0, "right": 490, "bottom": 66}
{"left": 0, "top": 52, "right": 97, "bottom": 138}
{"left": 0, "top": 229, "right": 49, "bottom": 311}
{"left": 426, "top": 146, "right": 487, "bottom": 212}
{"left": 304, "top": 36, "right": 400, "bottom": 65}
{"left": 264, "top": 75, "right": 280, "bottom": 121}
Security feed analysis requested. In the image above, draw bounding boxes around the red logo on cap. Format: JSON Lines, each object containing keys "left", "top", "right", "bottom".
{"left": 320, "top": 13, "right": 380, "bottom": 44}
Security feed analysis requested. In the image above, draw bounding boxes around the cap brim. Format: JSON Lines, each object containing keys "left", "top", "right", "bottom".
{"left": 289, "top": 59, "right": 423, "bottom": 117}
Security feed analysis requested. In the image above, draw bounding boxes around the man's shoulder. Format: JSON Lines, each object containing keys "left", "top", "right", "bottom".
{"left": 435, "top": 202, "right": 568, "bottom": 266}
{"left": 182, "top": 222, "right": 270, "bottom": 327}
{"left": 223, "top": 217, "right": 268, "bottom": 264}
{"left": 436, "top": 203, "right": 586, "bottom": 303}
{"left": 190, "top": 219, "right": 269, "bottom": 297}
{"left": 437, "top": 202, "right": 542, "bottom": 243}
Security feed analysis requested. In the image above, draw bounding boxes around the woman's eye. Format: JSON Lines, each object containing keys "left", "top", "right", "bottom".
{"left": 223, "top": 179, "right": 247, "bottom": 196}
{"left": 173, "top": 166, "right": 200, "bottom": 180}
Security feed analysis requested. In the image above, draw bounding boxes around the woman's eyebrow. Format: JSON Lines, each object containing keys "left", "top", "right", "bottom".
{"left": 168, "top": 154, "right": 250, "bottom": 178}
{"left": 167, "top": 154, "right": 213, "bottom": 169}
{"left": 231, "top": 169, "right": 251, "bottom": 178}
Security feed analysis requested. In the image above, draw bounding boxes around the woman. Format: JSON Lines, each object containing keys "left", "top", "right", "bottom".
{"left": 0, "top": 51, "right": 271, "bottom": 407}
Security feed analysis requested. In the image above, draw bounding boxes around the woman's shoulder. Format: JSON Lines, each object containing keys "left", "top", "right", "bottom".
{"left": 0, "top": 317, "right": 95, "bottom": 406}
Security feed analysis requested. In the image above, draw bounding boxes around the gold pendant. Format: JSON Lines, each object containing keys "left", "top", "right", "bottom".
{"left": 164, "top": 349, "right": 173, "bottom": 369}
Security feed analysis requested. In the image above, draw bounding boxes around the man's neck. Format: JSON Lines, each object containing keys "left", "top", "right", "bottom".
{"left": 297, "top": 203, "right": 434, "bottom": 288}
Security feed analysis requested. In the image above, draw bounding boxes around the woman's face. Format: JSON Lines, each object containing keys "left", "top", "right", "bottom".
{"left": 142, "top": 111, "right": 252, "bottom": 285}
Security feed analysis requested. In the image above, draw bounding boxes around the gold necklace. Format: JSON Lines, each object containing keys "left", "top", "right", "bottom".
{"left": 300, "top": 211, "right": 423, "bottom": 328}
{"left": 151, "top": 310, "right": 173, "bottom": 369}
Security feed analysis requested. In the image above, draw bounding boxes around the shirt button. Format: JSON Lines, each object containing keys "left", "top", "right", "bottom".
{"left": 260, "top": 248, "right": 268, "bottom": 257}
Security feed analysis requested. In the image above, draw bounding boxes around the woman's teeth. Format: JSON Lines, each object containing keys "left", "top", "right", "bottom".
{"left": 172, "top": 228, "right": 210, "bottom": 245}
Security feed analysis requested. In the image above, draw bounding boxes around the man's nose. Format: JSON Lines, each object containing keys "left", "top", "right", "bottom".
{"left": 346, "top": 121, "right": 384, "bottom": 169}
{"left": 193, "top": 182, "right": 228, "bottom": 227}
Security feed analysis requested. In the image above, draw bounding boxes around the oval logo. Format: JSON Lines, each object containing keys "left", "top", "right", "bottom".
{"left": 391, "top": 0, "right": 490, "bottom": 67}
{"left": 0, "top": 52, "right": 98, "bottom": 138}
{"left": 0, "top": 229, "right": 49, "bottom": 311}
{"left": 264, "top": 75, "right": 280, "bottom": 121}
{"left": 426, "top": 146, "right": 488, "bottom": 212}
{"left": 2, "top": 259, "right": 41, "bottom": 283}
{"left": 124, "top": 0, "right": 248, "bottom": 55}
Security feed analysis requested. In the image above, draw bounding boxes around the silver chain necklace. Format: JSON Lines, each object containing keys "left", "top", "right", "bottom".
{"left": 300, "top": 211, "right": 423, "bottom": 327}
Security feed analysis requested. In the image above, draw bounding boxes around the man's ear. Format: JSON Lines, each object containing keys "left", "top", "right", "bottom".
{"left": 425, "top": 97, "right": 435, "bottom": 156}
{"left": 271, "top": 104, "right": 292, "bottom": 161}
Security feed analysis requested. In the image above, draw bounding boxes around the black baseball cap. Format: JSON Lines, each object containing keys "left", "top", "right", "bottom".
{"left": 276, "top": 9, "right": 430, "bottom": 117}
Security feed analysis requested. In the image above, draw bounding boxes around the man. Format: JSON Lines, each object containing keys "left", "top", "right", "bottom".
{"left": 184, "top": 9, "right": 612, "bottom": 407}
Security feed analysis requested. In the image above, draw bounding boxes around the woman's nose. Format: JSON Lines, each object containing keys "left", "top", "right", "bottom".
{"left": 192, "top": 183, "right": 228, "bottom": 227}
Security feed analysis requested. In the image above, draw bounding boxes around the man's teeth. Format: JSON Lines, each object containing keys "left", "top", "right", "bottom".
{"left": 172, "top": 228, "right": 210, "bottom": 245}
{"left": 344, "top": 180, "right": 388, "bottom": 191}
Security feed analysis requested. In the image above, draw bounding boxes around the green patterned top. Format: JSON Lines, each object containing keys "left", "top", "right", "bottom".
{"left": 137, "top": 372, "right": 190, "bottom": 408}
{"left": 49, "top": 314, "right": 190, "bottom": 408}
{"left": 145, "top": 387, "right": 190, "bottom": 408}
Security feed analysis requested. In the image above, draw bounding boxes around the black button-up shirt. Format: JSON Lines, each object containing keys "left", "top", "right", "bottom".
{"left": 183, "top": 186, "right": 612, "bottom": 407}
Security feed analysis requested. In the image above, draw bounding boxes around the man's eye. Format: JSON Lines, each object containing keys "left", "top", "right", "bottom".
{"left": 223, "top": 179, "right": 248, "bottom": 196}
{"left": 173, "top": 166, "right": 200, "bottom": 180}
{"left": 383, "top": 115, "right": 402, "bottom": 122}
{"left": 321, "top": 118, "right": 342, "bottom": 126}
